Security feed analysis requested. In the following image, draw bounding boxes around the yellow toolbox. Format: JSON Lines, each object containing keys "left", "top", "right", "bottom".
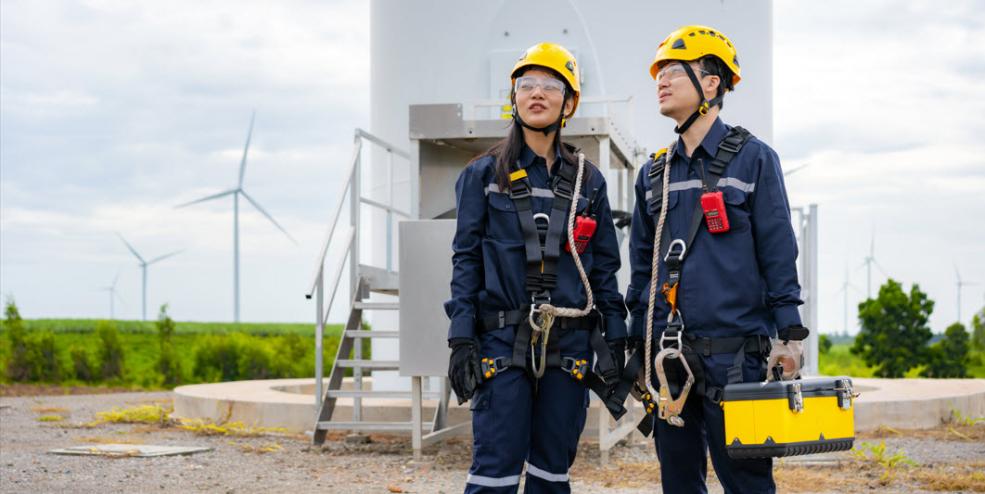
{"left": 722, "top": 377, "right": 856, "bottom": 459}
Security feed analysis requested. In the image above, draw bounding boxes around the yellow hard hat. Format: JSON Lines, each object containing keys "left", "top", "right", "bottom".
{"left": 649, "top": 25, "right": 741, "bottom": 86}
{"left": 511, "top": 42, "right": 581, "bottom": 116}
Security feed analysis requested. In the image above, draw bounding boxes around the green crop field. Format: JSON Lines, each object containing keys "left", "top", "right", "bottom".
{"left": 0, "top": 318, "right": 350, "bottom": 390}
{"left": 818, "top": 343, "right": 985, "bottom": 378}
{"left": 0, "top": 318, "right": 319, "bottom": 336}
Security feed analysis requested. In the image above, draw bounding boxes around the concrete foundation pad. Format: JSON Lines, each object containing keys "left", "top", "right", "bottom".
{"left": 173, "top": 377, "right": 985, "bottom": 436}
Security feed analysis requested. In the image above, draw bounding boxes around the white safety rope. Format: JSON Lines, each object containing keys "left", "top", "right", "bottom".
{"left": 643, "top": 146, "right": 674, "bottom": 400}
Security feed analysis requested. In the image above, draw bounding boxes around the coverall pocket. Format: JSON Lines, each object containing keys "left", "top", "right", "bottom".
{"left": 486, "top": 192, "right": 521, "bottom": 241}
{"left": 722, "top": 187, "right": 751, "bottom": 233}
{"left": 470, "top": 382, "right": 492, "bottom": 411}
{"left": 646, "top": 188, "right": 679, "bottom": 217}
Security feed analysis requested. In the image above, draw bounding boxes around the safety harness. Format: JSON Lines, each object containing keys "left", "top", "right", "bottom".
{"left": 609, "top": 126, "right": 772, "bottom": 436}
{"left": 476, "top": 150, "right": 624, "bottom": 419}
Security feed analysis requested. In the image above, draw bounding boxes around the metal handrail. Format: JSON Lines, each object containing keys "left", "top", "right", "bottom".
{"left": 360, "top": 197, "right": 411, "bottom": 219}
{"left": 355, "top": 128, "right": 410, "bottom": 159}
{"left": 306, "top": 138, "right": 362, "bottom": 298}
{"left": 306, "top": 127, "right": 411, "bottom": 409}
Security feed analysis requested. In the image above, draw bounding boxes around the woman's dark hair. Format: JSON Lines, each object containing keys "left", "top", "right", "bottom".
{"left": 478, "top": 66, "right": 580, "bottom": 190}
{"left": 697, "top": 55, "right": 735, "bottom": 109}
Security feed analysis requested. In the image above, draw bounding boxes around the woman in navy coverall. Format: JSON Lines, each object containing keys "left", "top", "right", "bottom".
{"left": 444, "top": 42, "right": 627, "bottom": 494}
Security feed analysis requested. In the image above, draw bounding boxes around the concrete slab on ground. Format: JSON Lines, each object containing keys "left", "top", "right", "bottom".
{"left": 173, "top": 377, "right": 985, "bottom": 435}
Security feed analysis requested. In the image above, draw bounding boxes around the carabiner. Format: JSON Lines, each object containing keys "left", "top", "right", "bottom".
{"left": 654, "top": 346, "right": 695, "bottom": 427}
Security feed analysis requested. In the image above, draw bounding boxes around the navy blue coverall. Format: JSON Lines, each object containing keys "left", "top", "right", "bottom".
{"left": 626, "top": 118, "right": 803, "bottom": 494}
{"left": 445, "top": 145, "right": 627, "bottom": 493}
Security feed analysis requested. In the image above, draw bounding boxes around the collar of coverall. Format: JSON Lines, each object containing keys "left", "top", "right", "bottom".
{"left": 673, "top": 116, "right": 729, "bottom": 161}
{"left": 517, "top": 143, "right": 565, "bottom": 174}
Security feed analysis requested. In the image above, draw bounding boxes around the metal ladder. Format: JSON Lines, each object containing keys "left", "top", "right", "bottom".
{"left": 306, "top": 129, "right": 458, "bottom": 449}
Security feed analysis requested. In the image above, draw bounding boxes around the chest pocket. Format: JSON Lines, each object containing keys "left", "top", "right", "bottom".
{"left": 722, "top": 186, "right": 751, "bottom": 233}
{"left": 486, "top": 192, "right": 520, "bottom": 241}
{"left": 646, "top": 188, "right": 680, "bottom": 218}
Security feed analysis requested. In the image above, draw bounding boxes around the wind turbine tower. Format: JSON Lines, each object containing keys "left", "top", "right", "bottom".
{"left": 117, "top": 234, "right": 182, "bottom": 321}
{"left": 955, "top": 264, "right": 978, "bottom": 323}
{"left": 98, "top": 272, "right": 124, "bottom": 319}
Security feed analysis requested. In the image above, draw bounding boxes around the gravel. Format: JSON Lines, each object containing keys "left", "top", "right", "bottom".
{"left": 1, "top": 391, "right": 982, "bottom": 493}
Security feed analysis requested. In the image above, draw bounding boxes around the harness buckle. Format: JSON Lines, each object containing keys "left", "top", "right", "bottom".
{"left": 654, "top": 346, "right": 695, "bottom": 427}
{"left": 718, "top": 135, "right": 744, "bottom": 154}
{"left": 553, "top": 177, "right": 574, "bottom": 200}
{"left": 509, "top": 180, "right": 531, "bottom": 200}
{"left": 631, "top": 381, "right": 657, "bottom": 415}
{"left": 480, "top": 356, "right": 508, "bottom": 380}
{"left": 561, "top": 357, "right": 590, "bottom": 381}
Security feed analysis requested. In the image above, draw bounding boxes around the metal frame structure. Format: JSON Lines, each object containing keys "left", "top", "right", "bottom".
{"left": 792, "top": 204, "right": 819, "bottom": 375}
{"left": 306, "top": 128, "right": 410, "bottom": 411}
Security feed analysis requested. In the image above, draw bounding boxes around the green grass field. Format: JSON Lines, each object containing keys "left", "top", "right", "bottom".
{"left": 0, "top": 318, "right": 319, "bottom": 336}
{"left": 0, "top": 319, "right": 348, "bottom": 390}
{"left": 818, "top": 342, "right": 985, "bottom": 378}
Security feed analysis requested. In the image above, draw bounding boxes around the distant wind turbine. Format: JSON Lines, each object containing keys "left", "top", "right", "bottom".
{"left": 98, "top": 271, "right": 125, "bottom": 320}
{"left": 175, "top": 112, "right": 296, "bottom": 323}
{"left": 117, "top": 233, "right": 182, "bottom": 321}
{"left": 955, "top": 264, "right": 978, "bottom": 323}
{"left": 837, "top": 264, "right": 861, "bottom": 334}
{"left": 857, "top": 229, "right": 889, "bottom": 299}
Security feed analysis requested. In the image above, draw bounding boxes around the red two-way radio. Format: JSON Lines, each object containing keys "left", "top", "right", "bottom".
{"left": 700, "top": 191, "right": 730, "bottom": 234}
{"left": 565, "top": 216, "right": 597, "bottom": 254}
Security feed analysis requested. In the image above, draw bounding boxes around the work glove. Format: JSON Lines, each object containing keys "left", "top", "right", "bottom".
{"left": 607, "top": 338, "right": 626, "bottom": 378}
{"left": 448, "top": 338, "right": 483, "bottom": 405}
{"left": 766, "top": 325, "right": 810, "bottom": 381}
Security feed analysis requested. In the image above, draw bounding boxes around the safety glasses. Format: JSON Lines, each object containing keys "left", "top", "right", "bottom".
{"left": 514, "top": 76, "right": 566, "bottom": 96}
{"left": 656, "top": 63, "right": 710, "bottom": 83}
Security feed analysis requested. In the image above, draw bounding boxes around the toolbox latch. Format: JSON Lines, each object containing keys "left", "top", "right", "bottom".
{"left": 834, "top": 379, "right": 856, "bottom": 410}
{"left": 786, "top": 382, "right": 803, "bottom": 413}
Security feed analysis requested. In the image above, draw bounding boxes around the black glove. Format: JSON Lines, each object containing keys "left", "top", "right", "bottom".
{"left": 448, "top": 338, "right": 482, "bottom": 405}
{"left": 626, "top": 336, "right": 643, "bottom": 358}
{"left": 607, "top": 338, "right": 626, "bottom": 377}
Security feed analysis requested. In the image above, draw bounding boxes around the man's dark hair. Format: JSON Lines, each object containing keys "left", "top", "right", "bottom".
{"left": 697, "top": 55, "right": 735, "bottom": 109}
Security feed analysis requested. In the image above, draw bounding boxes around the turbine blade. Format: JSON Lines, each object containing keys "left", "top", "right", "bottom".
{"left": 873, "top": 259, "right": 889, "bottom": 278}
{"left": 175, "top": 189, "right": 237, "bottom": 208}
{"left": 954, "top": 263, "right": 962, "bottom": 283}
{"left": 112, "top": 271, "right": 120, "bottom": 288}
{"left": 783, "top": 163, "right": 809, "bottom": 176}
{"left": 238, "top": 111, "right": 256, "bottom": 188}
{"left": 116, "top": 233, "right": 145, "bottom": 263}
{"left": 147, "top": 249, "right": 183, "bottom": 265}
{"left": 240, "top": 190, "right": 297, "bottom": 244}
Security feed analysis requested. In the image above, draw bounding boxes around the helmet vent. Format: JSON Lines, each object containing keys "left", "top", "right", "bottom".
{"left": 672, "top": 38, "right": 686, "bottom": 50}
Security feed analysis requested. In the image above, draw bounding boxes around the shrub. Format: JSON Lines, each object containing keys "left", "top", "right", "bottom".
{"left": 95, "top": 320, "right": 125, "bottom": 380}
{"left": 155, "top": 305, "right": 182, "bottom": 386}
{"left": 5, "top": 298, "right": 32, "bottom": 381}
{"left": 70, "top": 346, "right": 96, "bottom": 382}
{"left": 819, "top": 334, "right": 832, "bottom": 354}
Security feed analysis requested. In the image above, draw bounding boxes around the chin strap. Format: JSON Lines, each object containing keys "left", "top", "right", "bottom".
{"left": 674, "top": 61, "right": 723, "bottom": 135}
{"left": 512, "top": 95, "right": 569, "bottom": 136}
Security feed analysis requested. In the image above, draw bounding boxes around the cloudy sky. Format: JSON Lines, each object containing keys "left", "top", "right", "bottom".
{"left": 2, "top": 1, "right": 983, "bottom": 334}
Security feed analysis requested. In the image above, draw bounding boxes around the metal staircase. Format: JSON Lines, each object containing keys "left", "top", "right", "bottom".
{"left": 305, "top": 129, "right": 454, "bottom": 448}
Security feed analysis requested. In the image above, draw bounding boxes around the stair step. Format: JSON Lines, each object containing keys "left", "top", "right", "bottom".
{"left": 316, "top": 421, "right": 433, "bottom": 432}
{"left": 359, "top": 264, "right": 400, "bottom": 294}
{"left": 344, "top": 330, "right": 399, "bottom": 339}
{"left": 325, "top": 390, "right": 441, "bottom": 399}
{"left": 353, "top": 302, "right": 400, "bottom": 311}
{"left": 336, "top": 359, "right": 400, "bottom": 370}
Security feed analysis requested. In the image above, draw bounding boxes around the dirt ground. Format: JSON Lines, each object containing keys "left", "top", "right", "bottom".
{"left": 1, "top": 386, "right": 983, "bottom": 493}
